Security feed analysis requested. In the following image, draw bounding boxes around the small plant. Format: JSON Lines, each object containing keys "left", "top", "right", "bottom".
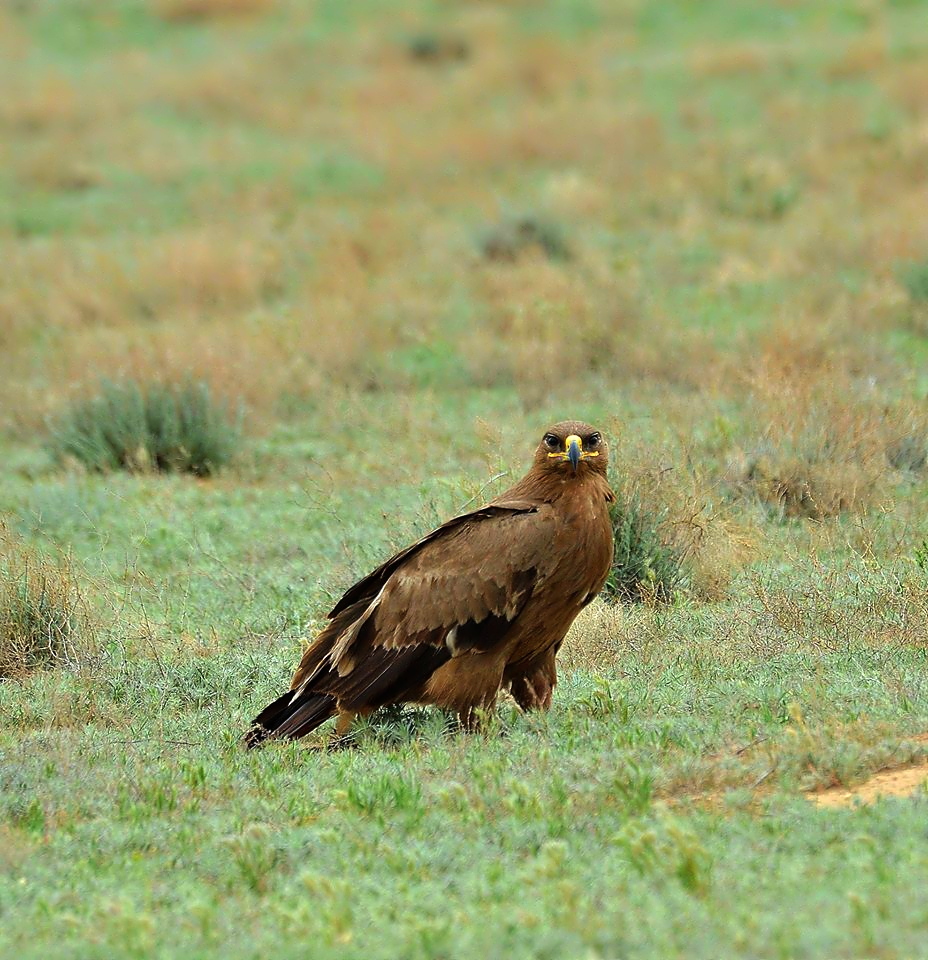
{"left": 223, "top": 823, "right": 281, "bottom": 894}
{"left": 914, "top": 540, "right": 928, "bottom": 573}
{"left": 0, "top": 528, "right": 95, "bottom": 680}
{"left": 719, "top": 156, "right": 800, "bottom": 221}
{"left": 50, "top": 378, "right": 240, "bottom": 476}
{"left": 886, "top": 434, "right": 927, "bottom": 473}
{"left": 479, "top": 214, "right": 571, "bottom": 263}
{"left": 405, "top": 32, "right": 470, "bottom": 64}
{"left": 602, "top": 486, "right": 686, "bottom": 604}
{"left": 613, "top": 811, "right": 712, "bottom": 895}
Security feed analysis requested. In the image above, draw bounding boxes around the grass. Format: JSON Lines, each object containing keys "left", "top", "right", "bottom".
{"left": 2, "top": 0, "right": 928, "bottom": 956}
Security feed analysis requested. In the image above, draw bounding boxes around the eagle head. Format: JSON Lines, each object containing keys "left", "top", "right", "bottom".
{"left": 534, "top": 421, "right": 608, "bottom": 475}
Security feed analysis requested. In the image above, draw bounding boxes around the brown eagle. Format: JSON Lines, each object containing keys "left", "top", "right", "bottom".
{"left": 244, "top": 421, "right": 614, "bottom": 747}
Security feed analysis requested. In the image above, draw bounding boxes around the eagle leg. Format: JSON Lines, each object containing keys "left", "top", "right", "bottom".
{"left": 321, "top": 709, "right": 359, "bottom": 750}
{"left": 457, "top": 703, "right": 497, "bottom": 732}
{"left": 508, "top": 648, "right": 557, "bottom": 711}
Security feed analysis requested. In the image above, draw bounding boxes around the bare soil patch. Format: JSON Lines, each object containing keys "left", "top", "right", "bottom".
{"left": 811, "top": 735, "right": 928, "bottom": 807}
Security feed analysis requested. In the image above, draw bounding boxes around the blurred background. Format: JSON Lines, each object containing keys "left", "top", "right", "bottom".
{"left": 2, "top": 0, "right": 928, "bottom": 542}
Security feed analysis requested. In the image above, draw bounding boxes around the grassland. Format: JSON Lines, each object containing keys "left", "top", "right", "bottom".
{"left": 3, "top": 0, "right": 928, "bottom": 957}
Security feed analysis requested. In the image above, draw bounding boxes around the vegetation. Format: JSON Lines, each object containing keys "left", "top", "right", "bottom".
{"left": 0, "top": 528, "right": 95, "bottom": 679}
{"left": 2, "top": 0, "right": 928, "bottom": 957}
{"left": 602, "top": 487, "right": 685, "bottom": 603}
{"left": 479, "top": 213, "right": 572, "bottom": 263}
{"left": 50, "top": 379, "right": 240, "bottom": 476}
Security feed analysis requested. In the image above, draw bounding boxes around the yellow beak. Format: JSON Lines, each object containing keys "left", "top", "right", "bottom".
{"left": 547, "top": 433, "right": 598, "bottom": 471}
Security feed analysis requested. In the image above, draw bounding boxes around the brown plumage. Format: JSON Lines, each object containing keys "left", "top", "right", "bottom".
{"left": 244, "top": 420, "right": 614, "bottom": 747}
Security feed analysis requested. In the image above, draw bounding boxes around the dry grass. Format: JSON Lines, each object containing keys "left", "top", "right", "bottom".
{"left": 745, "top": 560, "right": 928, "bottom": 656}
{"left": 151, "top": 0, "right": 274, "bottom": 23}
{"left": 0, "top": 526, "right": 96, "bottom": 680}
{"left": 564, "top": 549, "right": 928, "bottom": 676}
{"left": 724, "top": 325, "right": 926, "bottom": 518}
{"left": 3, "top": 1, "right": 927, "bottom": 471}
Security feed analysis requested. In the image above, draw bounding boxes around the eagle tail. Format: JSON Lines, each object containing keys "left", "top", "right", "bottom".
{"left": 243, "top": 688, "right": 337, "bottom": 749}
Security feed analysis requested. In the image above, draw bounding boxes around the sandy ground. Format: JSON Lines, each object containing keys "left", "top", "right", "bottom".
{"left": 811, "top": 736, "right": 928, "bottom": 808}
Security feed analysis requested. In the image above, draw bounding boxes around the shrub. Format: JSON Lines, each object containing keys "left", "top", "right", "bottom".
{"left": 50, "top": 379, "right": 241, "bottom": 476}
{"left": 601, "top": 487, "right": 686, "bottom": 604}
{"left": 730, "top": 395, "right": 925, "bottom": 520}
{"left": 405, "top": 33, "right": 470, "bottom": 64}
{"left": 719, "top": 156, "right": 800, "bottom": 221}
{"left": 479, "top": 214, "right": 571, "bottom": 263}
{"left": 898, "top": 260, "right": 928, "bottom": 304}
{"left": 0, "top": 528, "right": 95, "bottom": 679}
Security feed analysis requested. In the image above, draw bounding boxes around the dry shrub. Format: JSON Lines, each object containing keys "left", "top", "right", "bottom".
{"left": 152, "top": 0, "right": 273, "bottom": 22}
{"left": 884, "top": 60, "right": 928, "bottom": 118}
{"left": 463, "top": 259, "right": 616, "bottom": 396}
{"left": 0, "top": 526, "right": 96, "bottom": 680}
{"left": 136, "top": 229, "right": 284, "bottom": 315}
{"left": 566, "top": 552, "right": 928, "bottom": 676}
{"left": 612, "top": 444, "right": 751, "bottom": 602}
{"left": 0, "top": 208, "right": 437, "bottom": 429}
{"left": 559, "top": 600, "right": 629, "bottom": 673}
{"left": 727, "top": 327, "right": 927, "bottom": 519}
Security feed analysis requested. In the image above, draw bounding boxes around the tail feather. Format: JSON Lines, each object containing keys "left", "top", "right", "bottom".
{"left": 243, "top": 689, "right": 337, "bottom": 749}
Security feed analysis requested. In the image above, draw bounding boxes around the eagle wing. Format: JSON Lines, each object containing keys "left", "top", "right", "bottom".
{"left": 288, "top": 500, "right": 560, "bottom": 698}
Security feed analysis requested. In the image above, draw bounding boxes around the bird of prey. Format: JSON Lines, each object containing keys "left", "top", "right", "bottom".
{"left": 244, "top": 420, "right": 614, "bottom": 747}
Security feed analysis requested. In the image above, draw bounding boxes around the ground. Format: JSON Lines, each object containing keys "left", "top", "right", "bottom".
{"left": 2, "top": 0, "right": 928, "bottom": 957}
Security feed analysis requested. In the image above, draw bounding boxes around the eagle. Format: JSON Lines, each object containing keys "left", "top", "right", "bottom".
{"left": 244, "top": 421, "right": 614, "bottom": 747}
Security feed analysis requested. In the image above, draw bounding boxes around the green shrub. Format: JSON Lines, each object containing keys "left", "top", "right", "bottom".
{"left": 50, "top": 379, "right": 240, "bottom": 476}
{"left": 479, "top": 214, "right": 571, "bottom": 262}
{"left": 601, "top": 487, "right": 685, "bottom": 604}
{"left": 405, "top": 32, "right": 470, "bottom": 63}
{"left": 0, "top": 529, "right": 95, "bottom": 680}
{"left": 898, "top": 260, "right": 928, "bottom": 303}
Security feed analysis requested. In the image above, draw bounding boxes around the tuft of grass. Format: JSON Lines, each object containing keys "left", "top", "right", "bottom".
{"left": 602, "top": 485, "right": 686, "bottom": 604}
{"left": 479, "top": 214, "right": 571, "bottom": 263}
{"left": 50, "top": 379, "right": 241, "bottom": 477}
{"left": 0, "top": 528, "right": 95, "bottom": 680}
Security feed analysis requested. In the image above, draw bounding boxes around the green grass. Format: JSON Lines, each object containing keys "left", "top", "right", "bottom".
{"left": 3, "top": 0, "right": 928, "bottom": 956}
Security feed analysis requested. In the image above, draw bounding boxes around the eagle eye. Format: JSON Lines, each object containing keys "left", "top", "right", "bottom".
{"left": 543, "top": 434, "right": 559, "bottom": 449}
{"left": 588, "top": 433, "right": 601, "bottom": 446}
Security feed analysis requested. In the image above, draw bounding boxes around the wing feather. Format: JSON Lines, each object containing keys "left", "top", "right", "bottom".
{"left": 289, "top": 502, "right": 560, "bottom": 697}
